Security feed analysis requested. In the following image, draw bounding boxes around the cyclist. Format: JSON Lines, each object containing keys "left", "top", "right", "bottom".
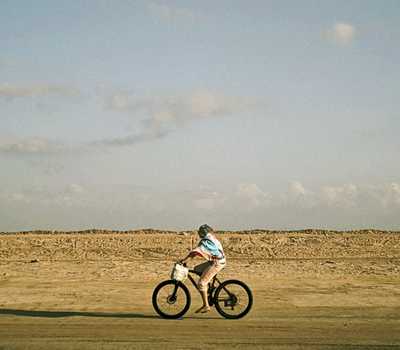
{"left": 179, "top": 224, "right": 226, "bottom": 313}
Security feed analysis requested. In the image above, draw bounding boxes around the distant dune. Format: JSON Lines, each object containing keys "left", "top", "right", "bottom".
{"left": 1, "top": 228, "right": 399, "bottom": 235}
{"left": 1, "top": 229, "right": 399, "bottom": 262}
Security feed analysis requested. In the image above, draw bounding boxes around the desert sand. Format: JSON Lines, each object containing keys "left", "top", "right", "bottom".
{"left": 0, "top": 229, "right": 399, "bottom": 349}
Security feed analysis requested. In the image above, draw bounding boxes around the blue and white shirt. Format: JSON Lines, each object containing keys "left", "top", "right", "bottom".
{"left": 193, "top": 233, "right": 226, "bottom": 264}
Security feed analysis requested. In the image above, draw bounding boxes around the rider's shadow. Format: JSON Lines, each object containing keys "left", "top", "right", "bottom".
{"left": 0, "top": 308, "right": 220, "bottom": 320}
{"left": 0, "top": 308, "right": 156, "bottom": 319}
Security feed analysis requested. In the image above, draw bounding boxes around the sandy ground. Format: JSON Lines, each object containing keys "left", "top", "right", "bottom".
{"left": 0, "top": 231, "right": 399, "bottom": 349}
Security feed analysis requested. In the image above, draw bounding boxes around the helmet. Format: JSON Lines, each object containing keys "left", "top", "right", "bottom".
{"left": 198, "top": 224, "right": 213, "bottom": 238}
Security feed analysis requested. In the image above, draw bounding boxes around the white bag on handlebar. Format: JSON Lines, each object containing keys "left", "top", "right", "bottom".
{"left": 171, "top": 263, "right": 189, "bottom": 282}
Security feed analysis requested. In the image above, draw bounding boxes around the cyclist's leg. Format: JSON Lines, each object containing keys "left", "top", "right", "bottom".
{"left": 196, "top": 261, "right": 225, "bottom": 313}
{"left": 198, "top": 261, "right": 225, "bottom": 290}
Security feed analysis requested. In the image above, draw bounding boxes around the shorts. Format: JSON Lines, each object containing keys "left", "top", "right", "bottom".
{"left": 194, "top": 260, "right": 226, "bottom": 291}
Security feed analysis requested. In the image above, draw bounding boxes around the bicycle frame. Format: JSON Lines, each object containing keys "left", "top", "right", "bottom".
{"left": 183, "top": 268, "right": 237, "bottom": 307}
{"left": 186, "top": 268, "right": 220, "bottom": 296}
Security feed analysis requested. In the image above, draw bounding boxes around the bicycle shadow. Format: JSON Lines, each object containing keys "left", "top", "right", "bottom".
{"left": 0, "top": 308, "right": 157, "bottom": 319}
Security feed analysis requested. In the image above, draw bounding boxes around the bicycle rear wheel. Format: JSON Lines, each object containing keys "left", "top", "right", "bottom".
{"left": 152, "top": 280, "right": 191, "bottom": 319}
{"left": 214, "top": 279, "right": 253, "bottom": 319}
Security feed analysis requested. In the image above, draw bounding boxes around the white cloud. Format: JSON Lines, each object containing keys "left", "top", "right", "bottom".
{"left": 9, "top": 193, "right": 31, "bottom": 203}
{"left": 66, "top": 184, "right": 85, "bottom": 194}
{"left": 375, "top": 182, "right": 400, "bottom": 208}
{"left": 191, "top": 188, "right": 227, "bottom": 211}
{"left": 320, "top": 183, "right": 358, "bottom": 208}
{"left": 2, "top": 181, "right": 400, "bottom": 231}
{"left": 390, "top": 183, "right": 400, "bottom": 204}
{"left": 147, "top": 2, "right": 197, "bottom": 23}
{"left": 0, "top": 58, "right": 19, "bottom": 71}
{"left": 27, "top": 158, "right": 65, "bottom": 175}
{"left": 233, "top": 181, "right": 400, "bottom": 212}
{"left": 284, "top": 181, "right": 316, "bottom": 208}
{"left": 3, "top": 184, "right": 88, "bottom": 208}
{"left": 106, "top": 93, "right": 131, "bottom": 110}
{"left": 0, "top": 137, "right": 67, "bottom": 154}
{"left": 98, "top": 89, "right": 254, "bottom": 147}
{"left": 328, "top": 22, "right": 356, "bottom": 45}
{"left": 91, "top": 129, "right": 169, "bottom": 147}
{"left": 189, "top": 90, "right": 230, "bottom": 118}
{"left": 318, "top": 182, "right": 400, "bottom": 210}
{"left": 289, "top": 181, "right": 307, "bottom": 197}
{"left": 0, "top": 84, "right": 80, "bottom": 100}
{"left": 0, "top": 88, "right": 257, "bottom": 152}
{"left": 107, "top": 89, "right": 248, "bottom": 121}
{"left": 194, "top": 191, "right": 225, "bottom": 211}
{"left": 236, "top": 183, "right": 270, "bottom": 208}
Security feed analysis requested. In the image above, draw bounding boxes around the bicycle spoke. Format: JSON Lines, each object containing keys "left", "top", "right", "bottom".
{"left": 157, "top": 285, "right": 185, "bottom": 311}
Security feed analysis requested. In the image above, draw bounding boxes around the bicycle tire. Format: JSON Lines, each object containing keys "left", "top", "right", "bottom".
{"left": 152, "top": 280, "right": 191, "bottom": 319}
{"left": 214, "top": 279, "right": 253, "bottom": 319}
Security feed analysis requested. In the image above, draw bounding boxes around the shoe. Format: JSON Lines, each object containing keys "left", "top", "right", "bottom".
{"left": 195, "top": 306, "right": 211, "bottom": 314}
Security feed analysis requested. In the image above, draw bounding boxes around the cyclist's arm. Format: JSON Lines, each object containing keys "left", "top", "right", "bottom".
{"left": 180, "top": 249, "right": 203, "bottom": 263}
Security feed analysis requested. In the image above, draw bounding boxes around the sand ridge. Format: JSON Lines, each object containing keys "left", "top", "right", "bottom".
{"left": 0, "top": 229, "right": 399, "bottom": 261}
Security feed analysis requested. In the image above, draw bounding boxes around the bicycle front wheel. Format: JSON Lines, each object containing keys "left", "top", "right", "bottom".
{"left": 214, "top": 279, "right": 253, "bottom": 319}
{"left": 152, "top": 280, "right": 191, "bottom": 319}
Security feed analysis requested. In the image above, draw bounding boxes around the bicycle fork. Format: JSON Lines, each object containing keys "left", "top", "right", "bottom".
{"left": 168, "top": 281, "right": 180, "bottom": 303}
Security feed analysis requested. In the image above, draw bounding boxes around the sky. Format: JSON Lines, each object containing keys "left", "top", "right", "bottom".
{"left": 0, "top": 0, "right": 399, "bottom": 231}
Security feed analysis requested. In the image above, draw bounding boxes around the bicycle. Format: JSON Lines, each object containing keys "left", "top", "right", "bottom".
{"left": 152, "top": 262, "right": 253, "bottom": 319}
